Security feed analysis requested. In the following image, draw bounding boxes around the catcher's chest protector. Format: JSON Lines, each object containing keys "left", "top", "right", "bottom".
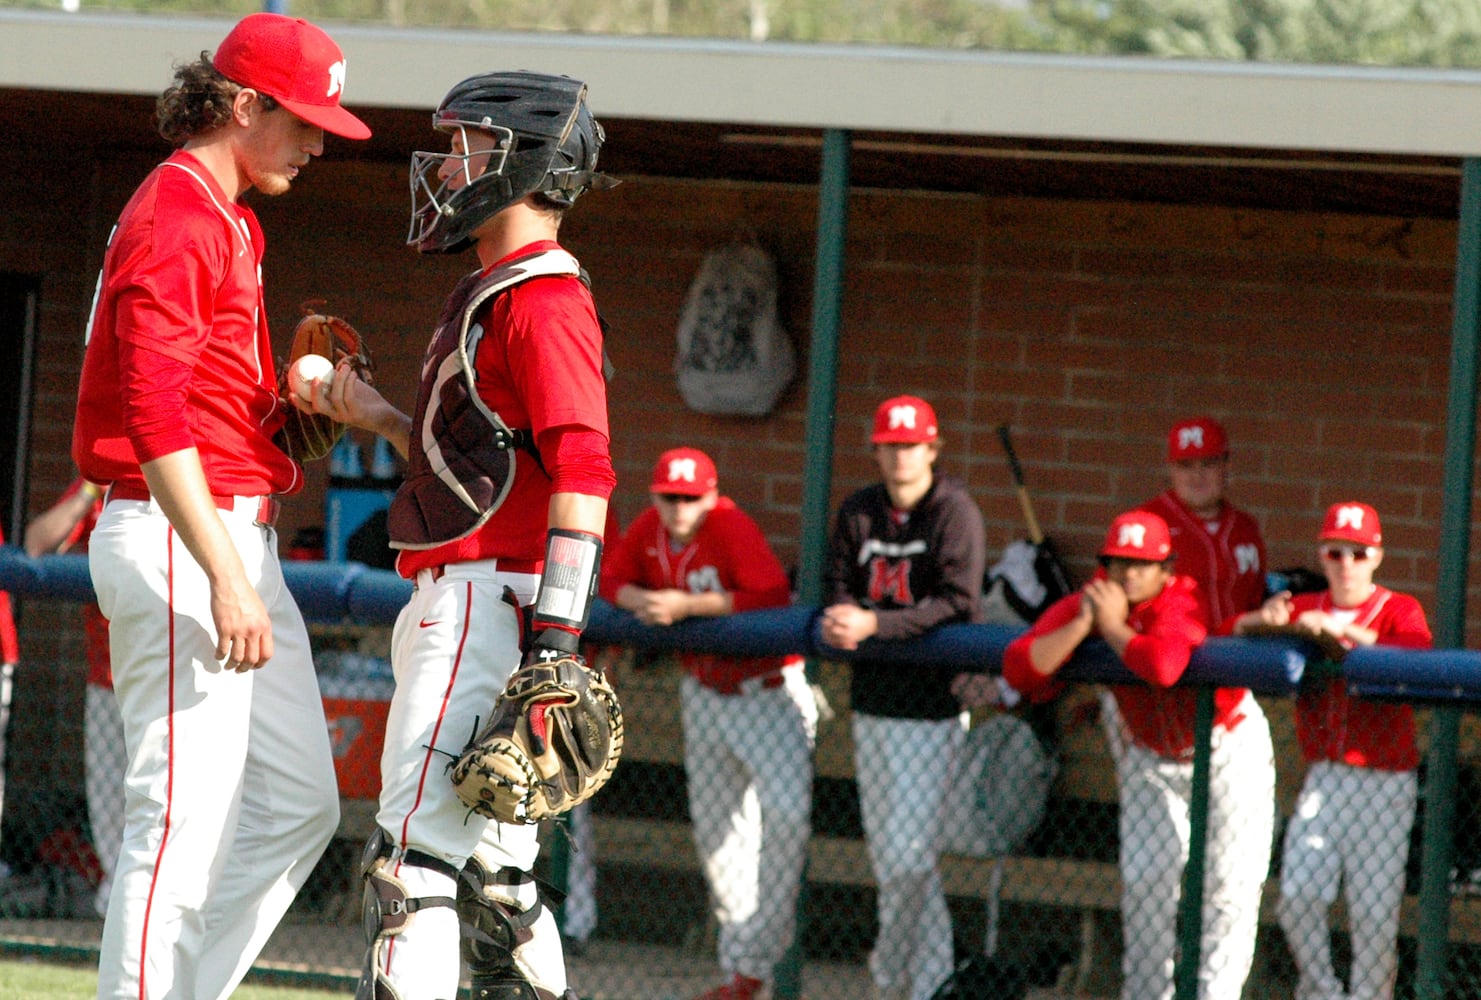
{"left": 387, "top": 250, "right": 581, "bottom": 551}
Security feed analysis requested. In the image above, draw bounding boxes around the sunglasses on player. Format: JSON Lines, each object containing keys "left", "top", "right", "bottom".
{"left": 656, "top": 493, "right": 704, "bottom": 505}
{"left": 1320, "top": 544, "right": 1378, "bottom": 563}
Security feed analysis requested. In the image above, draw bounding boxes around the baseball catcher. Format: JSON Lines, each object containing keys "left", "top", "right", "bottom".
{"left": 335, "top": 71, "right": 618, "bottom": 1000}
{"left": 450, "top": 616, "right": 624, "bottom": 824}
{"left": 276, "top": 305, "right": 373, "bottom": 463}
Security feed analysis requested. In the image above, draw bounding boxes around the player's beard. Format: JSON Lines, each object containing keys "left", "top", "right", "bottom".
{"left": 251, "top": 168, "right": 294, "bottom": 197}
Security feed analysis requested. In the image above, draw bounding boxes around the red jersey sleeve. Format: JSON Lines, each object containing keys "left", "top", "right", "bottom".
{"left": 1121, "top": 576, "right": 1208, "bottom": 687}
{"left": 600, "top": 508, "right": 659, "bottom": 599}
{"left": 0, "top": 524, "right": 16, "bottom": 664}
{"left": 1375, "top": 590, "right": 1433, "bottom": 649}
{"left": 1001, "top": 591, "right": 1084, "bottom": 703}
{"left": 536, "top": 425, "right": 616, "bottom": 499}
{"left": 110, "top": 184, "right": 239, "bottom": 462}
{"left": 504, "top": 276, "right": 610, "bottom": 442}
{"left": 708, "top": 507, "right": 791, "bottom": 612}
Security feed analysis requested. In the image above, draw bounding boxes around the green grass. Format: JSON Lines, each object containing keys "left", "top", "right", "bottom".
{"left": 0, "top": 955, "right": 351, "bottom": 997}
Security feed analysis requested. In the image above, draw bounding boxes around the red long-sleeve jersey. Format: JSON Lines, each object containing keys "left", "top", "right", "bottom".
{"left": 73, "top": 150, "right": 301, "bottom": 499}
{"left": 1291, "top": 586, "right": 1431, "bottom": 771}
{"left": 1004, "top": 574, "right": 1250, "bottom": 760}
{"left": 1140, "top": 491, "right": 1265, "bottom": 633}
{"left": 601, "top": 497, "right": 795, "bottom": 687}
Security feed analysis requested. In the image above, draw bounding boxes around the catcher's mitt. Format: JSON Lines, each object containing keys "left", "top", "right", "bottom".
{"left": 450, "top": 653, "right": 624, "bottom": 824}
{"left": 275, "top": 304, "right": 373, "bottom": 463}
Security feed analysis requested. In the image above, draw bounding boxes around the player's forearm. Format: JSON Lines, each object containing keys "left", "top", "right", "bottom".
{"left": 613, "top": 584, "right": 649, "bottom": 613}
{"left": 529, "top": 492, "right": 609, "bottom": 651}
{"left": 23, "top": 486, "right": 98, "bottom": 557}
{"left": 682, "top": 591, "right": 732, "bottom": 618}
{"left": 548, "top": 492, "right": 608, "bottom": 538}
{"left": 366, "top": 408, "right": 412, "bottom": 460}
{"left": 1336, "top": 622, "right": 1378, "bottom": 647}
{"left": 1099, "top": 618, "right": 1136, "bottom": 658}
{"left": 869, "top": 598, "right": 952, "bottom": 642}
{"left": 1028, "top": 619, "right": 1092, "bottom": 676}
{"left": 140, "top": 449, "right": 248, "bottom": 589}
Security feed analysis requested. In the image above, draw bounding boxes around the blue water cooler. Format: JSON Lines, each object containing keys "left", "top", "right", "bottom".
{"left": 325, "top": 435, "right": 399, "bottom": 563}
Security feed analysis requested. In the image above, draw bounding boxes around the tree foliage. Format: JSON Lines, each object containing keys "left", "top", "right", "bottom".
{"left": 17, "top": 0, "right": 1481, "bottom": 66}
{"left": 1031, "top": 0, "right": 1481, "bottom": 66}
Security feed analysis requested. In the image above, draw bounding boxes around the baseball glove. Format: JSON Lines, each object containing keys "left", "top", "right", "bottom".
{"left": 275, "top": 304, "right": 373, "bottom": 464}
{"left": 450, "top": 653, "right": 624, "bottom": 824}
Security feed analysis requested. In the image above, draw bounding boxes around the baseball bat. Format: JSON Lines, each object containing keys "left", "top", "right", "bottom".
{"left": 996, "top": 425, "right": 1045, "bottom": 545}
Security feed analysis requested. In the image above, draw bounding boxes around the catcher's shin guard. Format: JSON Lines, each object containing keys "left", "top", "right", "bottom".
{"left": 458, "top": 856, "right": 571, "bottom": 1000}
{"left": 355, "top": 828, "right": 460, "bottom": 1000}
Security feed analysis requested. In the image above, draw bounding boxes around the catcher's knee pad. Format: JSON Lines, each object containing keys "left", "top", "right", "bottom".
{"left": 458, "top": 856, "right": 566, "bottom": 1000}
{"left": 355, "top": 828, "right": 460, "bottom": 1000}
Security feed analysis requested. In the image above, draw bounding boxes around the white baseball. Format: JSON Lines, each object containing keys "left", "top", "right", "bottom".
{"left": 288, "top": 353, "right": 335, "bottom": 402}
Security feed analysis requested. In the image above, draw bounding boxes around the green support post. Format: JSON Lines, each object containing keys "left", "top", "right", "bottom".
{"left": 1173, "top": 686, "right": 1216, "bottom": 1000}
{"left": 1414, "top": 155, "right": 1481, "bottom": 1000}
{"left": 774, "top": 127, "right": 851, "bottom": 1000}
{"left": 793, "top": 127, "right": 852, "bottom": 612}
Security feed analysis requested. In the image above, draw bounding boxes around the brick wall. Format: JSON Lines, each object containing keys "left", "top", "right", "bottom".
{"left": 580, "top": 180, "right": 1461, "bottom": 623}
{"left": 0, "top": 147, "right": 1471, "bottom": 796}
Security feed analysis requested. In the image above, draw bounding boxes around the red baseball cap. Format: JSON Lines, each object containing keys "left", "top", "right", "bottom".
{"left": 1318, "top": 502, "right": 1382, "bottom": 547}
{"left": 1100, "top": 510, "right": 1173, "bottom": 561}
{"left": 871, "top": 395, "right": 939, "bottom": 444}
{"left": 650, "top": 447, "right": 718, "bottom": 497}
{"left": 213, "top": 14, "right": 371, "bottom": 141}
{"left": 1167, "top": 416, "right": 1229, "bottom": 461}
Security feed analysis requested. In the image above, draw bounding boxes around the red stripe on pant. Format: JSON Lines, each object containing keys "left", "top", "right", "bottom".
{"left": 137, "top": 526, "right": 181, "bottom": 1000}
{"left": 384, "top": 579, "right": 476, "bottom": 975}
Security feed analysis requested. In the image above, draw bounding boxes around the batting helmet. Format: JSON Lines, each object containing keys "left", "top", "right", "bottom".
{"left": 407, "top": 71, "right": 614, "bottom": 254}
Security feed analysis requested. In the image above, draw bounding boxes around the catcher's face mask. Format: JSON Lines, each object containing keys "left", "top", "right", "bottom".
{"left": 407, "top": 123, "right": 513, "bottom": 251}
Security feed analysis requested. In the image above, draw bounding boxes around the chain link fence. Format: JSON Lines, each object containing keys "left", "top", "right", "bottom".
{"left": 5, "top": 587, "right": 1481, "bottom": 999}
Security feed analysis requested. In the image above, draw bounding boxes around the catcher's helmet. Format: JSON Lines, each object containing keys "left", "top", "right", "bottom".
{"left": 408, "top": 71, "right": 614, "bottom": 254}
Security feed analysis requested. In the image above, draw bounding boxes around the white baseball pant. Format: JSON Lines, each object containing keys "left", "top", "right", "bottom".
{"left": 853, "top": 711, "right": 967, "bottom": 1000}
{"left": 1278, "top": 762, "right": 1417, "bottom": 1000}
{"left": 681, "top": 665, "right": 818, "bottom": 985}
{"left": 1118, "top": 693, "right": 1275, "bottom": 1000}
{"left": 85, "top": 680, "right": 127, "bottom": 919}
{"left": 89, "top": 496, "right": 339, "bottom": 1000}
{"left": 370, "top": 562, "right": 567, "bottom": 1000}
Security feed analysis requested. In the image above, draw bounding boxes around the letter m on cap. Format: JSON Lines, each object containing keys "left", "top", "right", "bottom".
{"left": 889, "top": 405, "right": 919, "bottom": 431}
{"left": 1178, "top": 426, "right": 1205, "bottom": 451}
{"left": 667, "top": 458, "right": 698, "bottom": 483}
{"left": 1118, "top": 523, "right": 1147, "bottom": 550}
{"left": 1335, "top": 505, "right": 1365, "bottom": 531}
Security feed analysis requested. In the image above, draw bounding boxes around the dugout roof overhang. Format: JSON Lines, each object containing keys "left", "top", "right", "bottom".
{"left": 1, "top": 10, "right": 1479, "bottom": 216}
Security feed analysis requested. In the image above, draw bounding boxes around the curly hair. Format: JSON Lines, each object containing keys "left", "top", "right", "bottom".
{"left": 154, "top": 53, "right": 278, "bottom": 146}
